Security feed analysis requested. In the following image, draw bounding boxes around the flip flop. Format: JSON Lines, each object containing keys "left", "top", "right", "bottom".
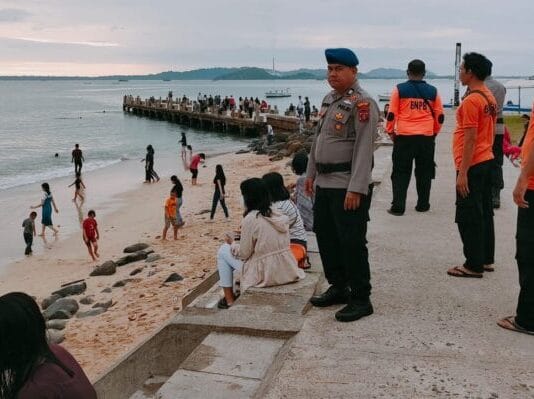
{"left": 497, "top": 316, "right": 534, "bottom": 336}
{"left": 484, "top": 265, "right": 495, "bottom": 272}
{"left": 447, "top": 266, "right": 483, "bottom": 278}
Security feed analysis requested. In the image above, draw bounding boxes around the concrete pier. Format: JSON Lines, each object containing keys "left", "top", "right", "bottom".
{"left": 123, "top": 96, "right": 302, "bottom": 136}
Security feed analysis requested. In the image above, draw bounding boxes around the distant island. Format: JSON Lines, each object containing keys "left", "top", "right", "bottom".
{"left": 0, "top": 66, "right": 463, "bottom": 81}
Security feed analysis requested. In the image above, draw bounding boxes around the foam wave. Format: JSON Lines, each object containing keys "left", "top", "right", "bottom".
{"left": 0, "top": 159, "right": 123, "bottom": 191}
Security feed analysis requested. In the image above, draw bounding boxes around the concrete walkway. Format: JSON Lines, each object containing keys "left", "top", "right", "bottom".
{"left": 265, "top": 113, "right": 534, "bottom": 398}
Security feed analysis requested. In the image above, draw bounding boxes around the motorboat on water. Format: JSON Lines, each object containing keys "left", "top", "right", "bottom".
{"left": 378, "top": 93, "right": 390, "bottom": 102}
{"left": 265, "top": 88, "right": 292, "bottom": 98}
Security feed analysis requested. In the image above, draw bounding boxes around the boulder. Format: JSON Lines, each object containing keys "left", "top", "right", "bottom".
{"left": 47, "top": 329, "right": 65, "bottom": 344}
{"left": 52, "top": 281, "right": 87, "bottom": 298}
{"left": 101, "top": 287, "right": 112, "bottom": 293}
{"left": 77, "top": 308, "right": 107, "bottom": 318}
{"left": 43, "top": 298, "right": 79, "bottom": 320}
{"left": 92, "top": 299, "right": 113, "bottom": 310}
{"left": 46, "top": 319, "right": 68, "bottom": 330}
{"left": 112, "top": 278, "right": 134, "bottom": 288}
{"left": 130, "top": 267, "right": 144, "bottom": 276}
{"left": 41, "top": 294, "right": 61, "bottom": 310}
{"left": 286, "top": 141, "right": 304, "bottom": 155}
{"left": 164, "top": 273, "right": 184, "bottom": 283}
{"left": 145, "top": 254, "right": 162, "bottom": 263}
{"left": 116, "top": 250, "right": 150, "bottom": 266}
{"left": 123, "top": 243, "right": 150, "bottom": 253}
{"left": 90, "top": 261, "right": 117, "bottom": 276}
{"left": 269, "top": 154, "right": 284, "bottom": 162}
{"left": 235, "top": 149, "right": 250, "bottom": 154}
{"left": 79, "top": 296, "right": 95, "bottom": 305}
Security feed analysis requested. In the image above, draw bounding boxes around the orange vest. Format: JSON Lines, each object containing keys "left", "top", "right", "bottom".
{"left": 385, "top": 80, "right": 444, "bottom": 136}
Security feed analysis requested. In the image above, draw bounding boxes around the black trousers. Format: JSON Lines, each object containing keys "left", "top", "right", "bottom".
{"left": 74, "top": 161, "right": 82, "bottom": 174}
{"left": 455, "top": 160, "right": 494, "bottom": 273}
{"left": 391, "top": 135, "right": 435, "bottom": 212}
{"left": 515, "top": 190, "right": 534, "bottom": 330}
{"left": 491, "top": 134, "right": 504, "bottom": 192}
{"left": 210, "top": 190, "right": 229, "bottom": 219}
{"left": 313, "top": 186, "right": 373, "bottom": 300}
{"left": 24, "top": 233, "right": 33, "bottom": 255}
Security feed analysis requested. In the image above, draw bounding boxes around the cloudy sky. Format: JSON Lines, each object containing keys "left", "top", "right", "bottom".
{"left": 0, "top": 0, "right": 532, "bottom": 76}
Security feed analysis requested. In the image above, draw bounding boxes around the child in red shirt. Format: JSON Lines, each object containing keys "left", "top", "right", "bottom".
{"left": 82, "top": 210, "right": 99, "bottom": 261}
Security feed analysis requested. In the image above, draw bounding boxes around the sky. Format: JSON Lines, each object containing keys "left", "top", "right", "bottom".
{"left": 0, "top": 0, "right": 533, "bottom": 76}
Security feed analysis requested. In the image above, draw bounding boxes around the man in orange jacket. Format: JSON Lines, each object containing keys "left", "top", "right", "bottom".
{"left": 386, "top": 60, "right": 444, "bottom": 215}
{"left": 447, "top": 52, "right": 496, "bottom": 278}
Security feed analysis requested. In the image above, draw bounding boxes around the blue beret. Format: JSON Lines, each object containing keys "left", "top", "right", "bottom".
{"left": 325, "top": 48, "right": 359, "bottom": 66}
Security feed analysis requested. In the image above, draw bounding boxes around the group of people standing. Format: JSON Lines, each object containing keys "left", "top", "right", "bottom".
{"left": 302, "top": 47, "right": 534, "bottom": 336}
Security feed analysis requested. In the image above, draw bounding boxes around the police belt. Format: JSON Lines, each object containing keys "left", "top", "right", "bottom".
{"left": 496, "top": 117, "right": 504, "bottom": 124}
{"left": 316, "top": 162, "right": 352, "bottom": 174}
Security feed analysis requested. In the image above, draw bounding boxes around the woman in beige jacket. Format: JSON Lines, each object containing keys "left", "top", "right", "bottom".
{"left": 217, "top": 178, "right": 305, "bottom": 309}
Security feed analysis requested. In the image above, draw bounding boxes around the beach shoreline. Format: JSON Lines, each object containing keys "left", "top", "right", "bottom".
{"left": 0, "top": 151, "right": 293, "bottom": 380}
{"left": 0, "top": 146, "right": 248, "bottom": 274}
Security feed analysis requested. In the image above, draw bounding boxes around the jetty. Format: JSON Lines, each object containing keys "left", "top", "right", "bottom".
{"left": 123, "top": 95, "right": 302, "bottom": 135}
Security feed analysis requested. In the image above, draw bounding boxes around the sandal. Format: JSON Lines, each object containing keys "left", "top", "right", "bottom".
{"left": 497, "top": 316, "right": 534, "bottom": 336}
{"left": 484, "top": 264, "right": 495, "bottom": 272}
{"left": 447, "top": 266, "right": 483, "bottom": 278}
{"left": 217, "top": 293, "right": 240, "bottom": 310}
{"left": 217, "top": 298, "right": 229, "bottom": 309}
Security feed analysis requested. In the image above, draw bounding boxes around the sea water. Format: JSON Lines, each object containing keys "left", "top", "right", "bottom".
{"left": 0, "top": 78, "right": 531, "bottom": 270}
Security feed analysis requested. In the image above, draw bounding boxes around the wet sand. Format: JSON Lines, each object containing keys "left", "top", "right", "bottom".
{"left": 0, "top": 152, "right": 294, "bottom": 380}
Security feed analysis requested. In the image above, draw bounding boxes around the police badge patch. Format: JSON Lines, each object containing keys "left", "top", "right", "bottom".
{"left": 356, "top": 101, "right": 370, "bottom": 122}
{"left": 335, "top": 112, "right": 343, "bottom": 120}
{"left": 335, "top": 123, "right": 343, "bottom": 131}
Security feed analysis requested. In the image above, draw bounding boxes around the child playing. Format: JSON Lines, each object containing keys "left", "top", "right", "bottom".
{"left": 22, "top": 211, "right": 37, "bottom": 255}
{"left": 68, "top": 172, "right": 86, "bottom": 203}
{"left": 162, "top": 190, "right": 179, "bottom": 240}
{"left": 82, "top": 210, "right": 100, "bottom": 261}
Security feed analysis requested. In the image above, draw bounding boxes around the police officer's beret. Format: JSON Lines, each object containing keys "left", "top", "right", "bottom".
{"left": 325, "top": 48, "right": 359, "bottom": 67}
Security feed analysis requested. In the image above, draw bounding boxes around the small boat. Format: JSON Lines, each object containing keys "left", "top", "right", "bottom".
{"left": 265, "top": 88, "right": 292, "bottom": 98}
{"left": 163, "top": 79, "right": 171, "bottom": 81}
{"left": 378, "top": 94, "right": 390, "bottom": 102}
{"left": 118, "top": 79, "right": 128, "bottom": 82}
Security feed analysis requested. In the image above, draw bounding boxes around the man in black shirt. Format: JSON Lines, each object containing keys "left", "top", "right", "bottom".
{"left": 72, "top": 144, "right": 85, "bottom": 174}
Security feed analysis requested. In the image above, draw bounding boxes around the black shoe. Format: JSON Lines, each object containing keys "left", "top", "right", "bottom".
{"left": 415, "top": 204, "right": 430, "bottom": 212}
{"left": 310, "top": 286, "right": 350, "bottom": 308}
{"left": 387, "top": 208, "right": 404, "bottom": 216}
{"left": 335, "top": 300, "right": 374, "bottom": 322}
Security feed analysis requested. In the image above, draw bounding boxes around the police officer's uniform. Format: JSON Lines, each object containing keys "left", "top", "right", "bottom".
{"left": 307, "top": 48, "right": 379, "bottom": 322}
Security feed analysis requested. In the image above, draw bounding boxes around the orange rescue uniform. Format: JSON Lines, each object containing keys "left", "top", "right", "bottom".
{"left": 452, "top": 86, "right": 496, "bottom": 170}
{"left": 520, "top": 104, "right": 534, "bottom": 190}
{"left": 386, "top": 83, "right": 444, "bottom": 136}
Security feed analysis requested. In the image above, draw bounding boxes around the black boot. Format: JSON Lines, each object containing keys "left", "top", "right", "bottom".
{"left": 335, "top": 298, "right": 373, "bottom": 322}
{"left": 310, "top": 286, "right": 350, "bottom": 307}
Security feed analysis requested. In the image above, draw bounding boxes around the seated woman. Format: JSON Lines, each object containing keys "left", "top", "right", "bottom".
{"left": 262, "top": 172, "right": 309, "bottom": 269}
{"left": 0, "top": 292, "right": 97, "bottom": 399}
{"left": 216, "top": 178, "right": 305, "bottom": 309}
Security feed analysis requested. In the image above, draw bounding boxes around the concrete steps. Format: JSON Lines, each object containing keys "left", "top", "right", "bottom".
{"left": 154, "top": 332, "right": 286, "bottom": 398}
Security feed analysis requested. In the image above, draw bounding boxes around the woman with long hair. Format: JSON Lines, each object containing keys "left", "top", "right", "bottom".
{"left": 31, "top": 182, "right": 59, "bottom": 237}
{"left": 209, "top": 164, "right": 229, "bottom": 221}
{"left": 216, "top": 178, "right": 305, "bottom": 309}
{"left": 0, "top": 292, "right": 96, "bottom": 398}
{"left": 262, "top": 172, "right": 309, "bottom": 269}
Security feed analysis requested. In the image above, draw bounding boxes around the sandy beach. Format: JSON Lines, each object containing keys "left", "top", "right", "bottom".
{"left": 0, "top": 151, "right": 293, "bottom": 380}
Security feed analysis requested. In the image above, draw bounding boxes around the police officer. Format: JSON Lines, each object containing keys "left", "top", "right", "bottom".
{"left": 385, "top": 59, "right": 444, "bottom": 215}
{"left": 484, "top": 62, "right": 506, "bottom": 209}
{"left": 305, "top": 48, "right": 379, "bottom": 322}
